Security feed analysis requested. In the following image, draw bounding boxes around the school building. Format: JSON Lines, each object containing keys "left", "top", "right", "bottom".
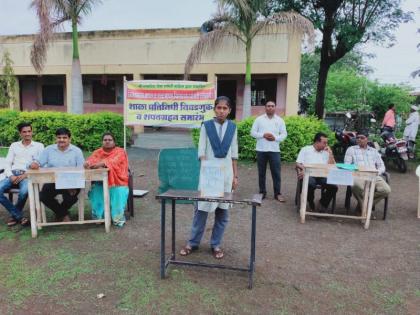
{"left": 0, "top": 27, "right": 302, "bottom": 118}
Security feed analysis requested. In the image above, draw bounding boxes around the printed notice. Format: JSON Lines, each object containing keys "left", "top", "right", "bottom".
{"left": 327, "top": 169, "right": 354, "bottom": 186}
{"left": 199, "top": 160, "right": 225, "bottom": 197}
{"left": 55, "top": 171, "right": 86, "bottom": 189}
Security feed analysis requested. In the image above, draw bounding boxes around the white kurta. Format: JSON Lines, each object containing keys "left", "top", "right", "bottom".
{"left": 403, "top": 111, "right": 419, "bottom": 141}
{"left": 197, "top": 121, "right": 238, "bottom": 212}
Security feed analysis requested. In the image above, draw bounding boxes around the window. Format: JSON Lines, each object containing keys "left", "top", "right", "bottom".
{"left": 42, "top": 85, "right": 64, "bottom": 106}
{"left": 92, "top": 80, "right": 116, "bottom": 104}
{"left": 251, "top": 78, "right": 277, "bottom": 106}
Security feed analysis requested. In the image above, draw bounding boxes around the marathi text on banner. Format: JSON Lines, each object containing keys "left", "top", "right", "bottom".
{"left": 124, "top": 80, "right": 215, "bottom": 127}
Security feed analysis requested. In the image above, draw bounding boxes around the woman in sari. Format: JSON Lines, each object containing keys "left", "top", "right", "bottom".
{"left": 84, "top": 132, "right": 129, "bottom": 227}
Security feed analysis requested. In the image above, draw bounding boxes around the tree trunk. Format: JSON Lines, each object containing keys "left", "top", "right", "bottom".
{"left": 314, "top": 61, "right": 330, "bottom": 119}
{"left": 70, "top": 19, "right": 83, "bottom": 114}
{"left": 242, "top": 41, "right": 252, "bottom": 119}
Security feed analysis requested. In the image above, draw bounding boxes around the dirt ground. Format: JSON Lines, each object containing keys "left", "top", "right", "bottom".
{"left": 0, "top": 161, "right": 419, "bottom": 315}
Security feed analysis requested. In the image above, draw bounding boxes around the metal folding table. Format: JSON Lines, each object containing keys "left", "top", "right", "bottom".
{"left": 156, "top": 189, "right": 262, "bottom": 289}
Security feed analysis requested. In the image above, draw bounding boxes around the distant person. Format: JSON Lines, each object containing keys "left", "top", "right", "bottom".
{"left": 29, "top": 128, "right": 84, "bottom": 222}
{"left": 84, "top": 132, "right": 129, "bottom": 227}
{"left": 403, "top": 105, "right": 419, "bottom": 157}
{"left": 250, "top": 101, "right": 287, "bottom": 202}
{"left": 296, "top": 132, "right": 337, "bottom": 212}
{"left": 0, "top": 122, "right": 44, "bottom": 227}
{"left": 344, "top": 131, "right": 391, "bottom": 212}
{"left": 381, "top": 104, "right": 396, "bottom": 138}
{"left": 180, "top": 96, "right": 238, "bottom": 260}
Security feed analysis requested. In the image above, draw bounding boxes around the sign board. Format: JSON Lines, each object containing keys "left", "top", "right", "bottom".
{"left": 158, "top": 148, "right": 200, "bottom": 196}
{"left": 199, "top": 160, "right": 225, "bottom": 197}
{"left": 124, "top": 80, "right": 215, "bottom": 127}
{"left": 55, "top": 171, "right": 86, "bottom": 189}
{"left": 327, "top": 169, "right": 354, "bottom": 186}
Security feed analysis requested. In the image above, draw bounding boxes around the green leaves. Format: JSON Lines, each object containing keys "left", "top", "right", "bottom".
{"left": 0, "top": 110, "right": 129, "bottom": 151}
{"left": 191, "top": 115, "right": 334, "bottom": 162}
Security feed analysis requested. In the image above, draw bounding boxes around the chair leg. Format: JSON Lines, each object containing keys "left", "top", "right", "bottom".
{"left": 331, "top": 193, "right": 336, "bottom": 214}
{"left": 345, "top": 186, "right": 352, "bottom": 215}
{"left": 383, "top": 197, "right": 388, "bottom": 220}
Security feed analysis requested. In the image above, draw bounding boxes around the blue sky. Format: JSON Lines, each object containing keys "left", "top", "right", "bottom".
{"left": 0, "top": 0, "right": 419, "bottom": 91}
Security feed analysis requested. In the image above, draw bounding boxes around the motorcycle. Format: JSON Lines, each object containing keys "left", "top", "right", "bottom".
{"left": 379, "top": 129, "right": 408, "bottom": 173}
{"left": 333, "top": 112, "right": 358, "bottom": 161}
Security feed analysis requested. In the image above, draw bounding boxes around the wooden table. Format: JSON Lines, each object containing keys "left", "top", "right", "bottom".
{"left": 156, "top": 190, "right": 262, "bottom": 289}
{"left": 299, "top": 164, "right": 378, "bottom": 229}
{"left": 26, "top": 167, "right": 110, "bottom": 238}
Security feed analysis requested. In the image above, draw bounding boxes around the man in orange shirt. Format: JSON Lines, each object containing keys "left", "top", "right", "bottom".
{"left": 381, "top": 104, "right": 396, "bottom": 139}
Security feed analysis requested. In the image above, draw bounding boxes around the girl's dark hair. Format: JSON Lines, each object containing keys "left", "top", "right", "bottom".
{"left": 102, "top": 132, "right": 115, "bottom": 141}
{"left": 214, "top": 96, "right": 231, "bottom": 108}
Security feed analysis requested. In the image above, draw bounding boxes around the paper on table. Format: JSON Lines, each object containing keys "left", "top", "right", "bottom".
{"left": 327, "top": 169, "right": 354, "bottom": 186}
{"left": 199, "top": 160, "right": 225, "bottom": 197}
{"left": 55, "top": 171, "right": 86, "bottom": 189}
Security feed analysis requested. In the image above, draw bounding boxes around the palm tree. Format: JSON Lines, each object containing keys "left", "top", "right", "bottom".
{"left": 30, "top": 0, "right": 102, "bottom": 114}
{"left": 184, "top": 0, "right": 314, "bottom": 119}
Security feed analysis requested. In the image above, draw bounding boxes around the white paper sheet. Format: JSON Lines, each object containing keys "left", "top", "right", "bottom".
{"left": 55, "top": 171, "right": 86, "bottom": 189}
{"left": 327, "top": 169, "right": 354, "bottom": 186}
{"left": 199, "top": 160, "right": 225, "bottom": 197}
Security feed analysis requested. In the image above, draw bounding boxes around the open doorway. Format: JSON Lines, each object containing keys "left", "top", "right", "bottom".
{"left": 217, "top": 80, "right": 237, "bottom": 119}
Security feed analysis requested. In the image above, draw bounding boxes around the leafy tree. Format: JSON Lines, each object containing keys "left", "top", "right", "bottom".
{"left": 306, "top": 68, "right": 414, "bottom": 118}
{"left": 30, "top": 0, "right": 102, "bottom": 114}
{"left": 184, "top": 0, "right": 314, "bottom": 119}
{"left": 0, "top": 51, "right": 18, "bottom": 108}
{"left": 271, "top": 0, "right": 412, "bottom": 119}
{"left": 299, "top": 50, "right": 372, "bottom": 112}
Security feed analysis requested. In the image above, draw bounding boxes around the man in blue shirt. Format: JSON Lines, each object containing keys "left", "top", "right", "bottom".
{"left": 29, "top": 128, "right": 85, "bottom": 222}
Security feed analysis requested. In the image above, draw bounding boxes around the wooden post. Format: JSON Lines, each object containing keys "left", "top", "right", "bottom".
{"left": 103, "top": 172, "right": 111, "bottom": 232}
{"left": 33, "top": 184, "right": 42, "bottom": 229}
{"left": 78, "top": 188, "right": 85, "bottom": 221}
{"left": 364, "top": 177, "right": 377, "bottom": 229}
{"left": 27, "top": 179, "right": 38, "bottom": 238}
{"left": 299, "top": 172, "right": 309, "bottom": 223}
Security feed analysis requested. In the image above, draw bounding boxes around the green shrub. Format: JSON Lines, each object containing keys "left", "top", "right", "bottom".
{"left": 191, "top": 116, "right": 334, "bottom": 162}
{"left": 0, "top": 110, "right": 130, "bottom": 151}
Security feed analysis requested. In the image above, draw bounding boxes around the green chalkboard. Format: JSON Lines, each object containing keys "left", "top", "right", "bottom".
{"left": 158, "top": 148, "right": 200, "bottom": 199}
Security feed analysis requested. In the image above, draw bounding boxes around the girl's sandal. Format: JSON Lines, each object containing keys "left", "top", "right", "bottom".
{"left": 212, "top": 247, "right": 224, "bottom": 260}
{"left": 179, "top": 245, "right": 198, "bottom": 256}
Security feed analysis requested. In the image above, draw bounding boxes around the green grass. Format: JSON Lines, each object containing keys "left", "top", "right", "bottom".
{"left": 369, "top": 279, "right": 405, "bottom": 313}
{"left": 0, "top": 147, "right": 7, "bottom": 157}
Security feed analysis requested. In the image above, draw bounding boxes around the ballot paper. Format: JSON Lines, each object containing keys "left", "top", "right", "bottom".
{"left": 327, "top": 169, "right": 354, "bottom": 186}
{"left": 199, "top": 160, "right": 225, "bottom": 197}
{"left": 55, "top": 171, "right": 86, "bottom": 189}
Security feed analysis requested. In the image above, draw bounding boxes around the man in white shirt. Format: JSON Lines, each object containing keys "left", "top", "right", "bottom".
{"left": 296, "top": 132, "right": 337, "bottom": 211}
{"left": 0, "top": 122, "right": 44, "bottom": 226}
{"left": 251, "top": 101, "right": 287, "bottom": 202}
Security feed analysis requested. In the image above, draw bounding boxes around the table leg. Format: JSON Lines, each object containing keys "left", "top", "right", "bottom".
{"left": 160, "top": 199, "right": 166, "bottom": 279}
{"left": 78, "top": 188, "right": 85, "bottom": 221}
{"left": 300, "top": 173, "right": 309, "bottom": 223}
{"left": 364, "top": 178, "right": 377, "bottom": 229}
{"left": 171, "top": 200, "right": 176, "bottom": 260}
{"left": 33, "top": 184, "right": 42, "bottom": 229}
{"left": 103, "top": 177, "right": 111, "bottom": 233}
{"left": 248, "top": 204, "right": 257, "bottom": 289}
{"left": 27, "top": 180, "right": 37, "bottom": 238}
{"left": 418, "top": 178, "right": 420, "bottom": 219}
{"left": 361, "top": 181, "right": 370, "bottom": 219}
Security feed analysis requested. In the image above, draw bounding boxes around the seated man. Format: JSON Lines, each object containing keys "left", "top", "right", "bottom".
{"left": 296, "top": 132, "right": 337, "bottom": 212}
{"left": 29, "top": 128, "right": 85, "bottom": 222}
{"left": 344, "top": 131, "right": 391, "bottom": 210}
{"left": 0, "top": 122, "right": 44, "bottom": 226}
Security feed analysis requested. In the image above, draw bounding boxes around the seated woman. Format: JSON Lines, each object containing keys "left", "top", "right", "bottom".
{"left": 84, "top": 132, "right": 129, "bottom": 227}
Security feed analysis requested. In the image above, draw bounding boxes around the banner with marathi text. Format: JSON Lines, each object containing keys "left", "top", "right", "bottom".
{"left": 124, "top": 80, "right": 215, "bottom": 127}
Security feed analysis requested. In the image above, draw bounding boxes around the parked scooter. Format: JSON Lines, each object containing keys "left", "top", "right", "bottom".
{"left": 379, "top": 129, "right": 408, "bottom": 173}
{"left": 333, "top": 112, "right": 358, "bottom": 161}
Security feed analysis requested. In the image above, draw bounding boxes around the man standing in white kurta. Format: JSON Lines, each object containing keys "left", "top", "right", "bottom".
{"left": 180, "top": 96, "right": 238, "bottom": 260}
{"left": 403, "top": 105, "right": 419, "bottom": 158}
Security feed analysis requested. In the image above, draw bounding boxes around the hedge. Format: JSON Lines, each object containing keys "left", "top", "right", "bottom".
{"left": 0, "top": 110, "right": 130, "bottom": 151}
{"left": 192, "top": 115, "right": 335, "bottom": 162}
